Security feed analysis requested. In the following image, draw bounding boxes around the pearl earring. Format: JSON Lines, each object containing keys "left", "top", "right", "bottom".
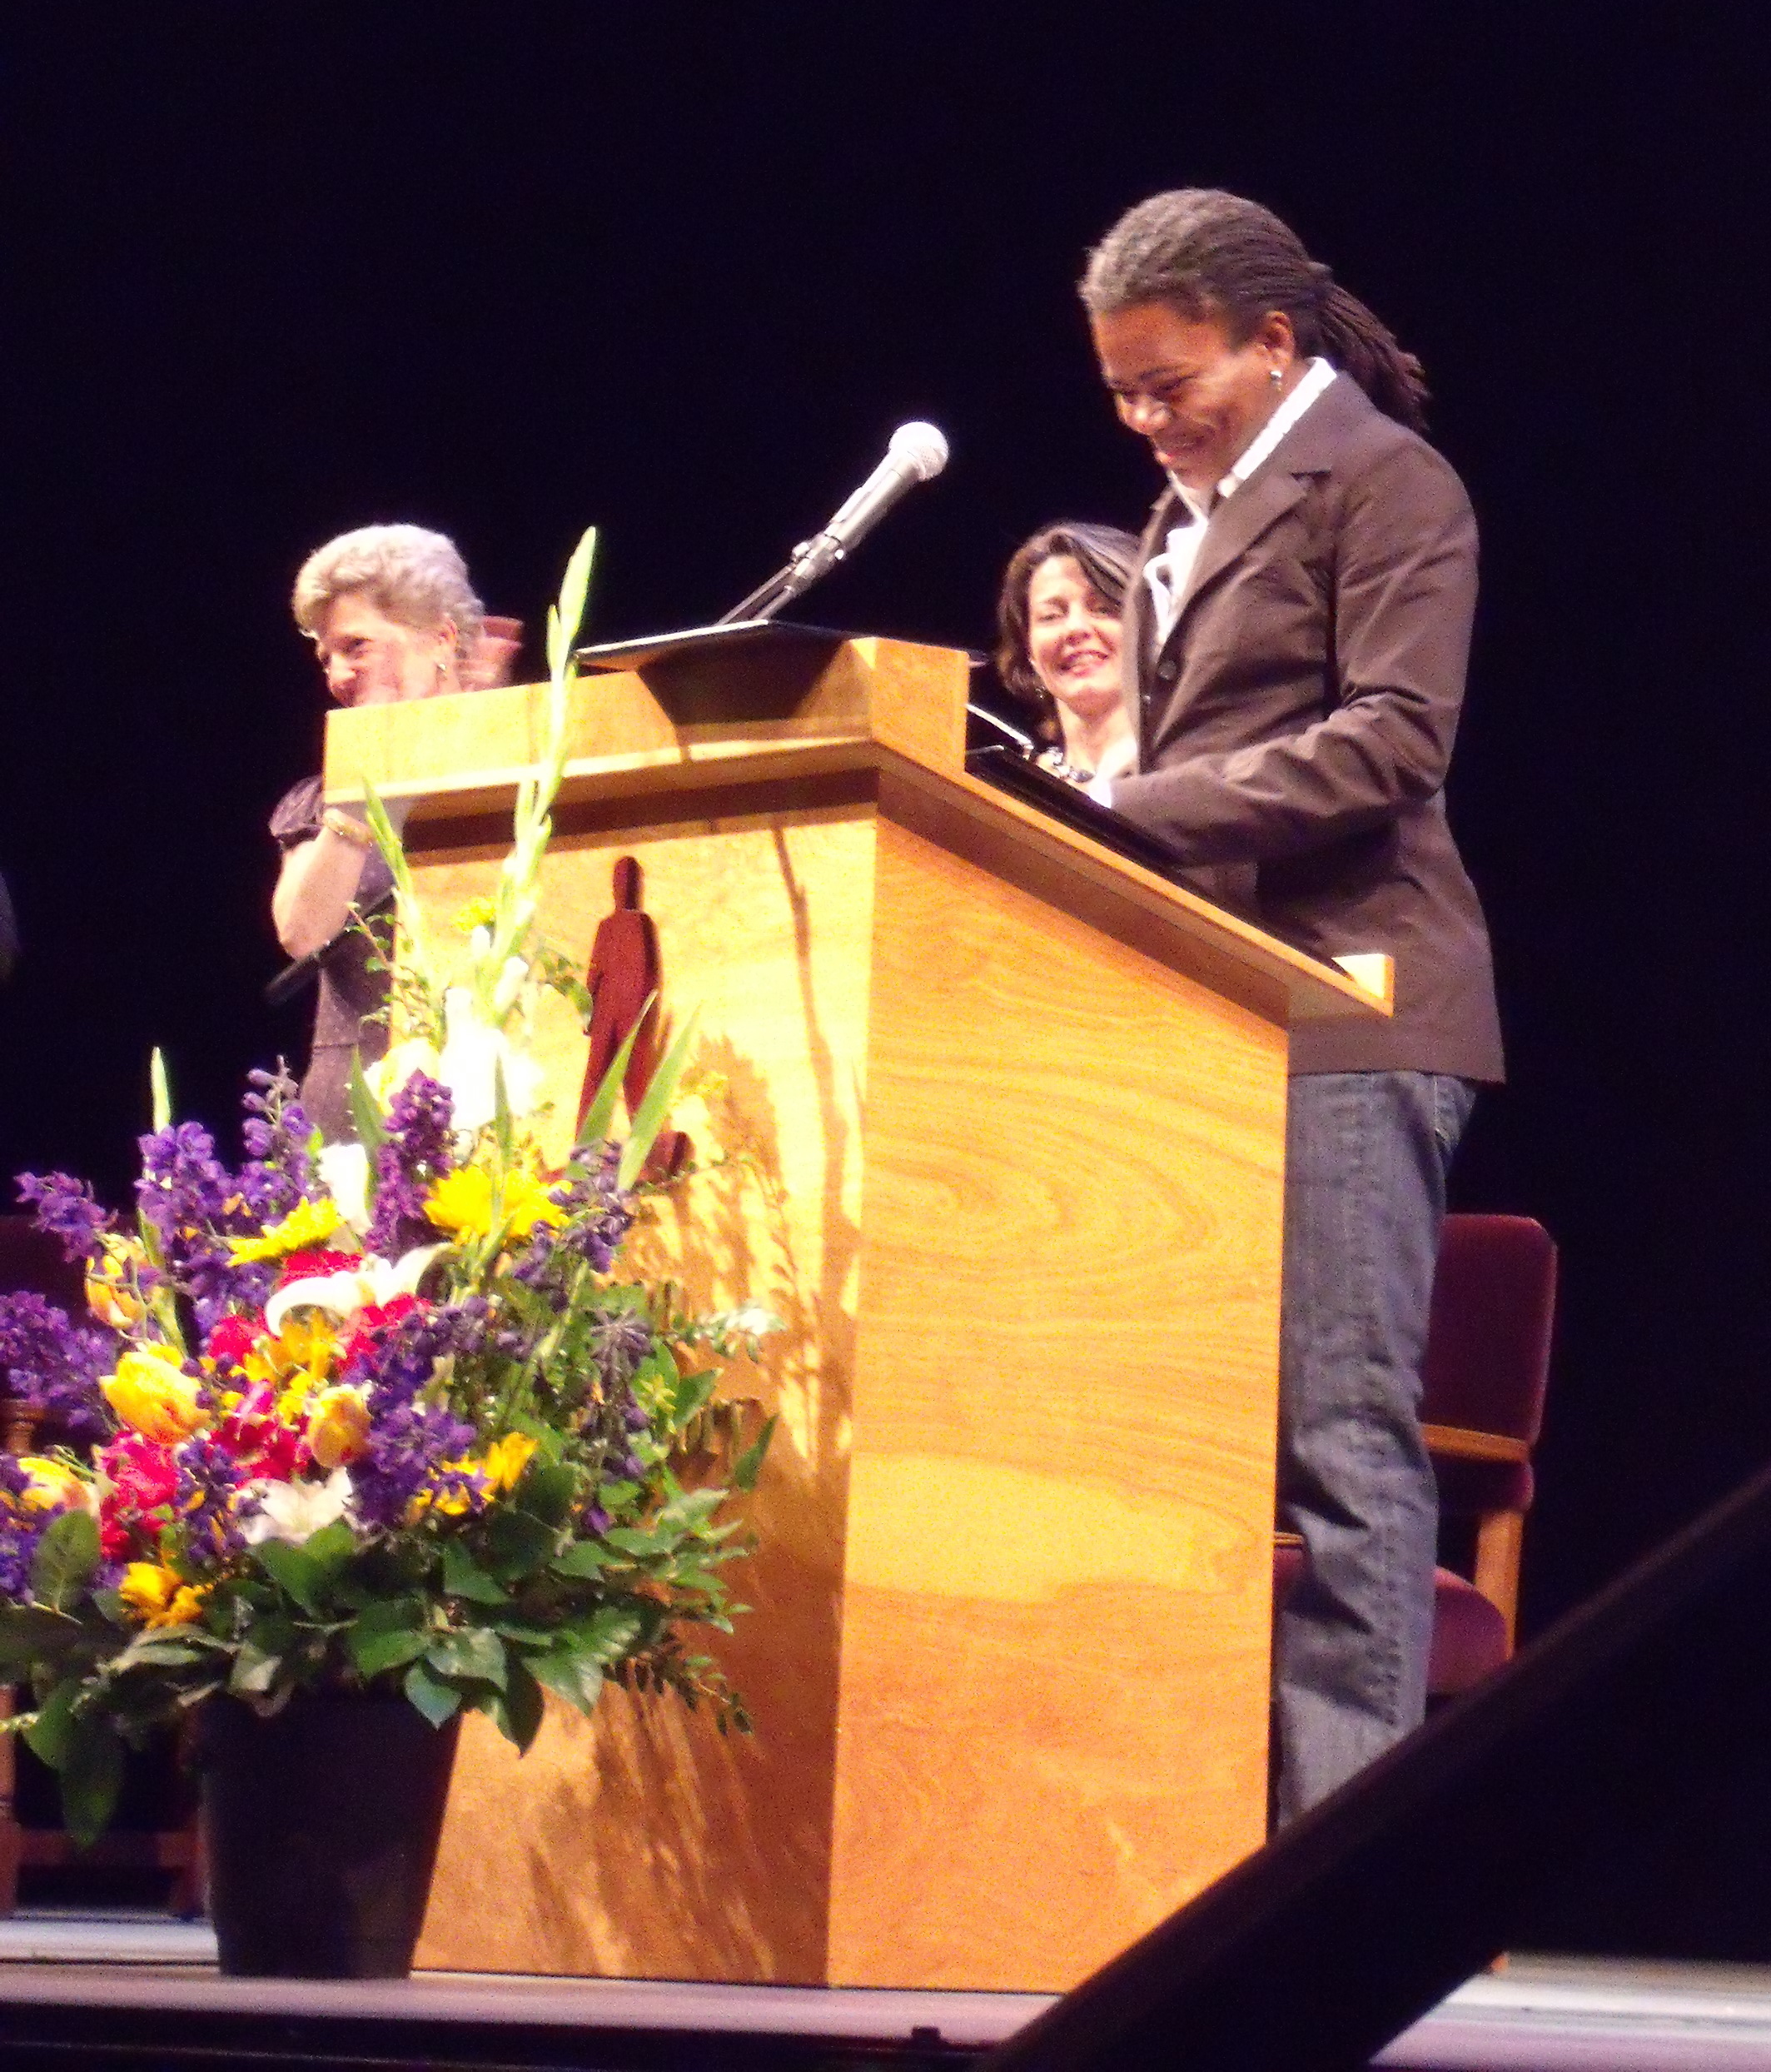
{"left": 1270, "top": 365, "right": 1284, "bottom": 387}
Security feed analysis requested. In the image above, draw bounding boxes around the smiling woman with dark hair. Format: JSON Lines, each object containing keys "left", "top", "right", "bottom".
{"left": 1080, "top": 187, "right": 1504, "bottom": 1822}
{"left": 993, "top": 521, "right": 1138, "bottom": 783}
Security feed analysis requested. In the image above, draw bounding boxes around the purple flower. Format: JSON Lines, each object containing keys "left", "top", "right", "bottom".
{"left": 173, "top": 1432, "right": 252, "bottom": 1561}
{"left": 550, "top": 1145, "right": 634, "bottom": 1273}
{"left": 366, "top": 1074, "right": 455, "bottom": 1260}
{"left": 1, "top": 1495, "right": 50, "bottom": 1602}
{"left": 236, "top": 1063, "right": 316, "bottom": 1226}
{"left": 350, "top": 1398, "right": 480, "bottom": 1530}
{"left": 344, "top": 1300, "right": 486, "bottom": 1530}
{"left": 589, "top": 1310, "right": 654, "bottom": 1390}
{"left": 0, "top": 1292, "right": 117, "bottom": 1444}
{"left": 342, "top": 1300, "right": 485, "bottom": 1399}
{"left": 134, "top": 1121, "right": 271, "bottom": 1336}
{"left": 16, "top": 1172, "right": 112, "bottom": 1264}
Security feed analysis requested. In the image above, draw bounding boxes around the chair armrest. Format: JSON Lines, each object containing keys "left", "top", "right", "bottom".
{"left": 1422, "top": 1422, "right": 1530, "bottom": 1464}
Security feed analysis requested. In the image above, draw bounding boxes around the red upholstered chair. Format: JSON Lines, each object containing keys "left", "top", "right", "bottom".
{"left": 1274, "top": 1213, "right": 1558, "bottom": 1700}
{"left": 0, "top": 1213, "right": 202, "bottom": 1915}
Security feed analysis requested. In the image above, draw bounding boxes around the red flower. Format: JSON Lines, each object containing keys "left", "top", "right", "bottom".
{"left": 277, "top": 1249, "right": 361, "bottom": 1288}
{"left": 211, "top": 1383, "right": 302, "bottom": 1482}
{"left": 204, "top": 1312, "right": 263, "bottom": 1371}
{"left": 96, "top": 1432, "right": 179, "bottom": 1557}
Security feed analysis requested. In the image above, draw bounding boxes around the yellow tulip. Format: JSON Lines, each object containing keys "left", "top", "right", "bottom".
{"left": 306, "top": 1387, "right": 372, "bottom": 1470}
{"left": 102, "top": 1348, "right": 205, "bottom": 1445}
{"left": 16, "top": 1456, "right": 94, "bottom": 1514}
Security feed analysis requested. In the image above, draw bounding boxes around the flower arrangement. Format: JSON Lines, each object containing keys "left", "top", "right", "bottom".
{"left": 0, "top": 530, "right": 774, "bottom": 1845}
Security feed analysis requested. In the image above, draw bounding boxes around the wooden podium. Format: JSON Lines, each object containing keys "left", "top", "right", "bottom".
{"left": 320, "top": 632, "right": 1385, "bottom": 1993}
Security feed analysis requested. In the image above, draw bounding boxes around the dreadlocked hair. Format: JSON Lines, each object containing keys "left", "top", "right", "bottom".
{"left": 1080, "top": 188, "right": 1430, "bottom": 435}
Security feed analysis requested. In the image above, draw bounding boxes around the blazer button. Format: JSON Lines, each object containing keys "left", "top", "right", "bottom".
{"left": 1153, "top": 658, "right": 1178, "bottom": 685}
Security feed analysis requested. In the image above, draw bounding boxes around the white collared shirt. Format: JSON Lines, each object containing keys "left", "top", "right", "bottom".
{"left": 1141, "top": 356, "right": 1339, "bottom": 650}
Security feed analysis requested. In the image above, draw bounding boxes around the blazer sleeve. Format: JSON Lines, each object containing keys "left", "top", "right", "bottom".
{"left": 1109, "top": 441, "right": 1479, "bottom": 865}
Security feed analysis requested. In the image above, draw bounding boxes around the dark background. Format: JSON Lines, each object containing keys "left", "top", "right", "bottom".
{"left": 2, "top": 5, "right": 1766, "bottom": 1950}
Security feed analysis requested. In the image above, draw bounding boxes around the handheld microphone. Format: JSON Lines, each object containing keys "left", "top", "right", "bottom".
{"left": 788, "top": 421, "right": 950, "bottom": 588}
{"left": 716, "top": 421, "right": 950, "bottom": 624}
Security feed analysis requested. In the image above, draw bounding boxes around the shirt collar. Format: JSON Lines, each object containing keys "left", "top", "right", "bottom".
{"left": 1165, "top": 356, "right": 1339, "bottom": 520}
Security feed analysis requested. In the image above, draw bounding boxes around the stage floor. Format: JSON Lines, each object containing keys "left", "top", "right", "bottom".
{"left": 6, "top": 1918, "right": 1771, "bottom": 2069}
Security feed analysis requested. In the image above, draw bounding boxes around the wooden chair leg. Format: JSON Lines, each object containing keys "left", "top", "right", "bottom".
{"left": 1473, "top": 1510, "right": 1526, "bottom": 1648}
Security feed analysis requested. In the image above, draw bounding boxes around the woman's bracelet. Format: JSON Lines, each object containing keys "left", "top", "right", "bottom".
{"left": 320, "top": 809, "right": 376, "bottom": 850}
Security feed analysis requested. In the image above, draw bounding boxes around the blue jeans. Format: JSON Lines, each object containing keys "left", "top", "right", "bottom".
{"left": 1272, "top": 1070, "right": 1479, "bottom": 1822}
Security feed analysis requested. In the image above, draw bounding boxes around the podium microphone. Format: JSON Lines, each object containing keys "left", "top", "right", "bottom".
{"left": 717, "top": 421, "right": 950, "bottom": 625}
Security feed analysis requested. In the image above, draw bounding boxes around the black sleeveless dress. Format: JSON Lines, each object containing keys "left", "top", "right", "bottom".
{"left": 269, "top": 776, "right": 394, "bottom": 1142}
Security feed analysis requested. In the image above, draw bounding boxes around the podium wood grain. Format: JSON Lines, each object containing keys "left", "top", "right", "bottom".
{"left": 324, "top": 646, "right": 1377, "bottom": 1990}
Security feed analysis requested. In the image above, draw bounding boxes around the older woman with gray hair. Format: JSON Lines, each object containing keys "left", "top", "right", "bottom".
{"left": 271, "top": 522, "right": 516, "bottom": 1138}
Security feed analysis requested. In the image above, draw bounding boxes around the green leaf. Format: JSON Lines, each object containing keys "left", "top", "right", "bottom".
{"left": 564, "top": 1604, "right": 649, "bottom": 1664}
{"left": 602, "top": 1526, "right": 667, "bottom": 1559}
{"left": 575, "top": 1007, "right": 649, "bottom": 1151}
{"left": 733, "top": 1413, "right": 778, "bottom": 1492}
{"left": 520, "top": 1462, "right": 578, "bottom": 1530}
{"left": 301, "top": 1519, "right": 358, "bottom": 1577}
{"left": 669, "top": 1367, "right": 719, "bottom": 1430}
{"left": 354, "top": 1628, "right": 430, "bottom": 1680}
{"left": 427, "top": 1627, "right": 507, "bottom": 1690}
{"left": 549, "top": 1542, "right": 608, "bottom": 1581}
{"left": 481, "top": 1658, "right": 547, "bottom": 1753}
{"left": 60, "top": 1717, "right": 124, "bottom": 1851}
{"left": 484, "top": 1506, "right": 559, "bottom": 1581}
{"left": 530, "top": 1648, "right": 605, "bottom": 1716}
{"left": 228, "top": 1640, "right": 284, "bottom": 1697}
{"left": 0, "top": 1606, "right": 86, "bottom": 1674}
{"left": 349, "top": 1599, "right": 432, "bottom": 1680}
{"left": 405, "top": 1657, "right": 464, "bottom": 1727}
{"left": 619, "top": 1008, "right": 700, "bottom": 1190}
{"left": 251, "top": 1540, "right": 326, "bottom": 1617}
{"left": 440, "top": 1541, "right": 509, "bottom": 1607}
{"left": 112, "top": 1633, "right": 215, "bottom": 1673}
{"left": 22, "top": 1682, "right": 78, "bottom": 1771}
{"left": 658, "top": 1487, "right": 725, "bottom": 1533}
{"left": 490, "top": 1619, "right": 560, "bottom": 1648}
{"left": 150, "top": 1048, "right": 173, "bottom": 1133}
{"left": 30, "top": 1511, "right": 101, "bottom": 1614}
{"left": 346, "top": 1052, "right": 389, "bottom": 1155}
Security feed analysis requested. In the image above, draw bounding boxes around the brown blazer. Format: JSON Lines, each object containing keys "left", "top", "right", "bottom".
{"left": 1110, "top": 375, "right": 1504, "bottom": 1080}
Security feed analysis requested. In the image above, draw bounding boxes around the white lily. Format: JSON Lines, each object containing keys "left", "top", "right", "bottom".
{"left": 364, "top": 1035, "right": 445, "bottom": 1108}
{"left": 264, "top": 1244, "right": 445, "bottom": 1337}
{"left": 437, "top": 985, "right": 543, "bottom": 1134}
{"left": 239, "top": 1467, "right": 356, "bottom": 1547}
{"left": 316, "top": 1142, "right": 371, "bottom": 1234}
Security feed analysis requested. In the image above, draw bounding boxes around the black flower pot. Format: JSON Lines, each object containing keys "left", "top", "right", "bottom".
{"left": 199, "top": 1693, "right": 461, "bottom": 1979}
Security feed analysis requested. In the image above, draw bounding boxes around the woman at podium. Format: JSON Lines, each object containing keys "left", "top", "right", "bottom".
{"left": 992, "top": 522, "right": 1138, "bottom": 784}
{"left": 1078, "top": 189, "right": 1504, "bottom": 1820}
{"left": 269, "top": 523, "right": 516, "bottom": 1140}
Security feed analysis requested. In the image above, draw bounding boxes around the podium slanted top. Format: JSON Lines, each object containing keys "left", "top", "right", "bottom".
{"left": 322, "top": 632, "right": 1387, "bottom": 1035}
